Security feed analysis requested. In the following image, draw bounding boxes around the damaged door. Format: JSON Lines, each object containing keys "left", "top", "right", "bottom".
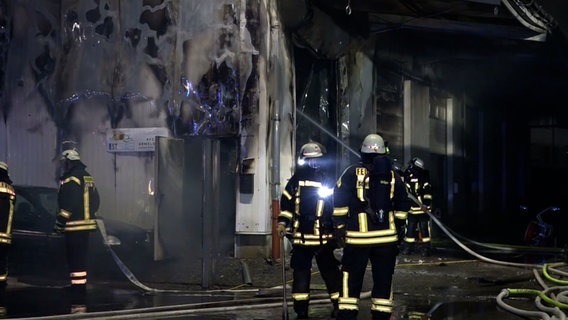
{"left": 155, "top": 136, "right": 237, "bottom": 288}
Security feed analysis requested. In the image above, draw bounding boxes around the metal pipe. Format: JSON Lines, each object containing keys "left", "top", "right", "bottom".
{"left": 269, "top": 0, "right": 283, "bottom": 262}
{"left": 271, "top": 111, "right": 281, "bottom": 262}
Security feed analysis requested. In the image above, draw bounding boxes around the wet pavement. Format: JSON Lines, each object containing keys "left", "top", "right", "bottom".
{"left": 0, "top": 242, "right": 564, "bottom": 319}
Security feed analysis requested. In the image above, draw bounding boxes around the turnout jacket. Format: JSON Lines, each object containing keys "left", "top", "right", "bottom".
{"left": 0, "top": 175, "right": 15, "bottom": 245}
{"left": 278, "top": 167, "right": 335, "bottom": 246}
{"left": 333, "top": 156, "right": 411, "bottom": 246}
{"left": 56, "top": 161, "right": 100, "bottom": 232}
{"left": 403, "top": 166, "right": 432, "bottom": 214}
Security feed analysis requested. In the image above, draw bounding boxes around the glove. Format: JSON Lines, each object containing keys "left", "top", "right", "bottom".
{"left": 277, "top": 223, "right": 287, "bottom": 238}
{"left": 333, "top": 227, "right": 346, "bottom": 248}
{"left": 53, "top": 221, "right": 65, "bottom": 234}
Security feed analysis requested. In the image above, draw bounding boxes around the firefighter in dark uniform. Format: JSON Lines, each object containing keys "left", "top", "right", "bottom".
{"left": 333, "top": 134, "right": 410, "bottom": 320}
{"left": 0, "top": 161, "right": 15, "bottom": 304}
{"left": 277, "top": 142, "right": 342, "bottom": 319}
{"left": 401, "top": 157, "right": 433, "bottom": 257}
{"left": 54, "top": 149, "right": 100, "bottom": 294}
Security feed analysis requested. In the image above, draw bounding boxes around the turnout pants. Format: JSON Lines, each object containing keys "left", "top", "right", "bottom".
{"left": 404, "top": 213, "right": 431, "bottom": 246}
{"left": 290, "top": 244, "right": 342, "bottom": 315}
{"left": 65, "top": 231, "right": 90, "bottom": 290}
{"left": 337, "top": 244, "right": 398, "bottom": 320}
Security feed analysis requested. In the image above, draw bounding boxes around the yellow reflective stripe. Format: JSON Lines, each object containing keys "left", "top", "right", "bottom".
{"left": 298, "top": 180, "right": 322, "bottom": 187}
{"left": 394, "top": 211, "right": 407, "bottom": 219}
{"left": 84, "top": 176, "right": 95, "bottom": 184}
{"left": 279, "top": 211, "right": 293, "bottom": 220}
{"left": 355, "top": 168, "right": 366, "bottom": 202}
{"left": 347, "top": 228, "right": 396, "bottom": 238}
{"left": 84, "top": 186, "right": 90, "bottom": 220}
{"left": 342, "top": 271, "right": 349, "bottom": 298}
{"left": 316, "top": 199, "right": 324, "bottom": 219}
{"left": 371, "top": 305, "right": 393, "bottom": 313}
{"left": 371, "top": 296, "right": 393, "bottom": 313}
{"left": 404, "top": 237, "right": 416, "bottom": 243}
{"left": 64, "top": 219, "right": 97, "bottom": 232}
{"left": 292, "top": 239, "right": 332, "bottom": 246}
{"left": 372, "top": 298, "right": 392, "bottom": 305}
{"left": 339, "top": 304, "right": 359, "bottom": 310}
{"left": 423, "top": 195, "right": 432, "bottom": 200}
{"left": 6, "top": 196, "right": 14, "bottom": 234}
{"left": 340, "top": 297, "right": 359, "bottom": 304}
{"left": 0, "top": 273, "right": 6, "bottom": 281}
{"left": 346, "top": 235, "right": 398, "bottom": 245}
{"left": 292, "top": 233, "right": 333, "bottom": 240}
{"left": 338, "top": 293, "right": 359, "bottom": 311}
{"left": 358, "top": 212, "right": 368, "bottom": 232}
{"left": 339, "top": 304, "right": 358, "bottom": 310}
{"left": 0, "top": 233, "right": 11, "bottom": 244}
{"left": 421, "top": 237, "right": 431, "bottom": 242}
{"left": 282, "top": 189, "right": 292, "bottom": 200}
{"left": 292, "top": 293, "right": 310, "bottom": 301}
{"left": 333, "top": 207, "right": 349, "bottom": 216}
{"left": 0, "top": 182, "right": 15, "bottom": 194}
{"left": 59, "top": 209, "right": 71, "bottom": 219}
{"left": 330, "top": 292, "right": 340, "bottom": 300}
{"left": 294, "top": 186, "right": 301, "bottom": 215}
{"left": 62, "top": 176, "right": 81, "bottom": 185}
{"left": 65, "top": 219, "right": 97, "bottom": 226}
{"left": 65, "top": 225, "right": 97, "bottom": 232}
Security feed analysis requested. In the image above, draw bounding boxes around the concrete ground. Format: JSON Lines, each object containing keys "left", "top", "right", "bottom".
{"left": 1, "top": 241, "right": 563, "bottom": 319}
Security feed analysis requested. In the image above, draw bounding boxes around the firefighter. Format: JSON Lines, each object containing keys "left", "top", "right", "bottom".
{"left": 0, "top": 162, "right": 14, "bottom": 297}
{"left": 333, "top": 133, "right": 411, "bottom": 320}
{"left": 277, "top": 142, "right": 342, "bottom": 319}
{"left": 401, "top": 157, "right": 433, "bottom": 257}
{"left": 54, "top": 149, "right": 100, "bottom": 295}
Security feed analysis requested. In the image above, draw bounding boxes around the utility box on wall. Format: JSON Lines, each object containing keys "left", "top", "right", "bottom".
{"left": 239, "top": 158, "right": 255, "bottom": 194}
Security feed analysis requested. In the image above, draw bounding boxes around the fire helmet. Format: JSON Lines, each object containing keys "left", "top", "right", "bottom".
{"left": 61, "top": 149, "right": 81, "bottom": 161}
{"left": 410, "top": 157, "right": 424, "bottom": 169}
{"left": 360, "top": 134, "right": 386, "bottom": 154}
{"left": 298, "top": 142, "right": 324, "bottom": 168}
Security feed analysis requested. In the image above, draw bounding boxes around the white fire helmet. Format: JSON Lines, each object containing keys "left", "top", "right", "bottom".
{"left": 411, "top": 157, "right": 425, "bottom": 169}
{"left": 360, "top": 134, "right": 386, "bottom": 154}
{"left": 298, "top": 142, "right": 324, "bottom": 168}
{"left": 61, "top": 149, "right": 81, "bottom": 161}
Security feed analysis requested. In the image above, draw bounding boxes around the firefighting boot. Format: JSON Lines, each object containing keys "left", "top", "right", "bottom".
{"left": 294, "top": 300, "right": 309, "bottom": 319}
{"left": 0, "top": 280, "right": 6, "bottom": 311}
{"left": 331, "top": 299, "right": 339, "bottom": 318}
{"left": 420, "top": 243, "right": 431, "bottom": 257}
{"left": 337, "top": 310, "right": 358, "bottom": 320}
{"left": 371, "top": 310, "right": 392, "bottom": 320}
{"left": 401, "top": 242, "right": 413, "bottom": 255}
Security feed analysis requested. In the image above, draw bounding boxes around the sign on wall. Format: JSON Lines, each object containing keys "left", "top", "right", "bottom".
{"left": 106, "top": 127, "right": 170, "bottom": 152}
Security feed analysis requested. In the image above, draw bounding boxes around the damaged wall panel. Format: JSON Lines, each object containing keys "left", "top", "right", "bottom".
{"left": 0, "top": 0, "right": 267, "bottom": 233}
